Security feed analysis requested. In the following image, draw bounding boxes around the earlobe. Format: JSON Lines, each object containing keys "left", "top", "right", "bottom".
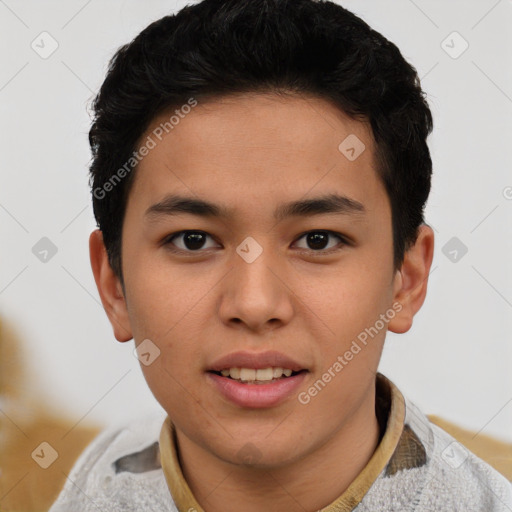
{"left": 89, "top": 229, "right": 133, "bottom": 342}
{"left": 388, "top": 224, "right": 435, "bottom": 334}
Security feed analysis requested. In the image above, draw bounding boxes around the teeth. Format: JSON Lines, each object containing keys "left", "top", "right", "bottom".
{"left": 256, "top": 368, "right": 274, "bottom": 381}
{"left": 273, "top": 367, "right": 283, "bottom": 378}
{"left": 239, "top": 368, "right": 256, "bottom": 381}
{"left": 218, "top": 367, "right": 296, "bottom": 382}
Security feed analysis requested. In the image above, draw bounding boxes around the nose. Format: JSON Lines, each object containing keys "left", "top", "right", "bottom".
{"left": 218, "top": 242, "right": 294, "bottom": 334}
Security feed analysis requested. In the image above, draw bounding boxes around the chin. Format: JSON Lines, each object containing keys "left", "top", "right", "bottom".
{"left": 212, "top": 433, "right": 308, "bottom": 470}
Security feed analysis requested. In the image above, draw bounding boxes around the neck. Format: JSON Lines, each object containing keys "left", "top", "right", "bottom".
{"left": 174, "top": 387, "right": 381, "bottom": 512}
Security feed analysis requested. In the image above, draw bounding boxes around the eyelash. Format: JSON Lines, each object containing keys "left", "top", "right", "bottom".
{"left": 162, "top": 230, "right": 350, "bottom": 256}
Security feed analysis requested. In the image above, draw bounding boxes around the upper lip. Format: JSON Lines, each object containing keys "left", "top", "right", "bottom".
{"left": 208, "top": 350, "right": 306, "bottom": 372}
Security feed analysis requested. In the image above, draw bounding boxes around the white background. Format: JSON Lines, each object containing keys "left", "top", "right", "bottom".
{"left": 1, "top": 0, "right": 511, "bottom": 442}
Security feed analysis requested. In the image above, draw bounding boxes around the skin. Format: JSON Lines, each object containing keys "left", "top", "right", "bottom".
{"left": 90, "top": 92, "right": 434, "bottom": 512}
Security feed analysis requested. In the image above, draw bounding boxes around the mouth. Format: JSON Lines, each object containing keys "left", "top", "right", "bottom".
{"left": 207, "top": 369, "right": 308, "bottom": 408}
{"left": 206, "top": 351, "right": 309, "bottom": 408}
{"left": 209, "top": 367, "right": 307, "bottom": 384}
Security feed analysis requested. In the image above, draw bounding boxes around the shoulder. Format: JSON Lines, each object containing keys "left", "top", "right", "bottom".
{"left": 360, "top": 377, "right": 512, "bottom": 511}
{"left": 49, "top": 411, "right": 178, "bottom": 512}
{"left": 367, "top": 393, "right": 512, "bottom": 511}
{"left": 425, "top": 418, "right": 512, "bottom": 511}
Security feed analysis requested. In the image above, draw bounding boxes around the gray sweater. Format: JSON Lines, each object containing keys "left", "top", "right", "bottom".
{"left": 49, "top": 390, "right": 512, "bottom": 511}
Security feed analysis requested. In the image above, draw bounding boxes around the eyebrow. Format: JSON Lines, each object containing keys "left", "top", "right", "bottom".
{"left": 144, "top": 193, "right": 365, "bottom": 222}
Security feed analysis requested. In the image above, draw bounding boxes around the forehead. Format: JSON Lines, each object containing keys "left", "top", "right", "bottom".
{"left": 127, "top": 92, "right": 386, "bottom": 217}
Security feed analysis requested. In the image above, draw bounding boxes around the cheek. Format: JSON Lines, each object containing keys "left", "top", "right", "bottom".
{"left": 303, "top": 262, "right": 392, "bottom": 333}
{"left": 123, "top": 249, "right": 206, "bottom": 339}
{"left": 301, "top": 261, "right": 393, "bottom": 386}
{"left": 136, "top": 331, "right": 201, "bottom": 419}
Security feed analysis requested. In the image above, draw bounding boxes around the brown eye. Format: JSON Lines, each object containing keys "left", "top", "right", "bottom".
{"left": 166, "top": 231, "right": 219, "bottom": 252}
{"left": 294, "top": 230, "right": 346, "bottom": 252}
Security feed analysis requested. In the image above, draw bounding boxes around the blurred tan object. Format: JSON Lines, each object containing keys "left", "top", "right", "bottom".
{"left": 1, "top": 413, "right": 100, "bottom": 512}
{"left": 0, "top": 319, "right": 100, "bottom": 512}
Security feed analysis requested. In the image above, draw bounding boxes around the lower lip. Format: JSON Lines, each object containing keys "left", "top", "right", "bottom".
{"left": 207, "top": 372, "right": 307, "bottom": 408}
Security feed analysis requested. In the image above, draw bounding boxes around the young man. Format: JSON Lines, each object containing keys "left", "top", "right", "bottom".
{"left": 50, "top": 0, "right": 512, "bottom": 510}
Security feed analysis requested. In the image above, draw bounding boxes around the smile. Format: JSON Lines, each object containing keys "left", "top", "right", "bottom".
{"left": 213, "top": 367, "right": 300, "bottom": 383}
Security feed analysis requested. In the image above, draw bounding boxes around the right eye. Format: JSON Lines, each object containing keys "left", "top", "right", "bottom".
{"left": 163, "top": 230, "right": 221, "bottom": 253}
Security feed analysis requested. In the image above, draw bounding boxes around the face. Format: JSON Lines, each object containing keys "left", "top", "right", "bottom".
{"left": 104, "top": 93, "right": 407, "bottom": 467}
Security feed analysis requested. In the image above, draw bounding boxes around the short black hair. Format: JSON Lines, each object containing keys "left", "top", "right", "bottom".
{"left": 89, "top": 0, "right": 433, "bottom": 280}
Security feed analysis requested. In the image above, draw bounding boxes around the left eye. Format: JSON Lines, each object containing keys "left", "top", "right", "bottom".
{"left": 293, "top": 230, "right": 346, "bottom": 252}
{"left": 164, "top": 230, "right": 346, "bottom": 253}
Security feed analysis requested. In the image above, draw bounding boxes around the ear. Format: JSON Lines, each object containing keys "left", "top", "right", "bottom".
{"left": 89, "top": 229, "right": 133, "bottom": 342}
{"left": 388, "top": 224, "right": 435, "bottom": 334}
